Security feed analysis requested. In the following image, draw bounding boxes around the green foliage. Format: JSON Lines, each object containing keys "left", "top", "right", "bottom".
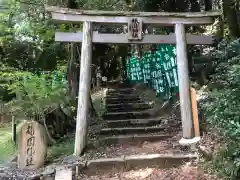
{"left": 0, "top": 67, "right": 68, "bottom": 120}
{"left": 47, "top": 134, "right": 74, "bottom": 161}
{"left": 0, "top": 122, "right": 24, "bottom": 163}
{"left": 75, "top": 0, "right": 127, "bottom": 10}
{"left": 47, "top": 91, "right": 104, "bottom": 160}
{"left": 0, "top": 140, "right": 16, "bottom": 163}
{"left": 0, "top": 0, "right": 66, "bottom": 70}
{"left": 203, "top": 144, "right": 237, "bottom": 179}
{"left": 202, "top": 39, "right": 240, "bottom": 179}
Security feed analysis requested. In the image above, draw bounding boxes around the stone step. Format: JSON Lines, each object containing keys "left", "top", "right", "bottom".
{"left": 106, "top": 92, "right": 137, "bottom": 97}
{"left": 102, "top": 111, "right": 151, "bottom": 120}
{"left": 86, "top": 134, "right": 188, "bottom": 160}
{"left": 107, "top": 88, "right": 136, "bottom": 93}
{"left": 106, "top": 102, "right": 150, "bottom": 109}
{"left": 105, "top": 94, "right": 139, "bottom": 99}
{"left": 106, "top": 118, "right": 162, "bottom": 128}
{"left": 100, "top": 126, "right": 173, "bottom": 135}
{"left": 100, "top": 134, "right": 174, "bottom": 145}
{"left": 79, "top": 164, "right": 201, "bottom": 179}
{"left": 106, "top": 90, "right": 137, "bottom": 94}
{"left": 101, "top": 125, "right": 181, "bottom": 136}
{"left": 105, "top": 99, "right": 144, "bottom": 105}
{"left": 87, "top": 137, "right": 188, "bottom": 159}
{"left": 79, "top": 153, "right": 198, "bottom": 176}
{"left": 105, "top": 96, "right": 141, "bottom": 102}
{"left": 105, "top": 106, "right": 151, "bottom": 112}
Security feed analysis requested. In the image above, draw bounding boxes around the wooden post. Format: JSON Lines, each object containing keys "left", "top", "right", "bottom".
{"left": 74, "top": 21, "right": 92, "bottom": 156}
{"left": 12, "top": 115, "right": 16, "bottom": 146}
{"left": 175, "top": 24, "right": 193, "bottom": 139}
{"left": 191, "top": 87, "right": 200, "bottom": 137}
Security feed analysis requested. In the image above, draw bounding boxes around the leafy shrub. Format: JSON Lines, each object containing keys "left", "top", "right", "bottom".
{"left": 0, "top": 67, "right": 68, "bottom": 120}
{"left": 201, "top": 39, "right": 240, "bottom": 179}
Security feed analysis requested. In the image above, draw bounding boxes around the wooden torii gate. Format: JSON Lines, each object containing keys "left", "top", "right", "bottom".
{"left": 46, "top": 6, "right": 220, "bottom": 156}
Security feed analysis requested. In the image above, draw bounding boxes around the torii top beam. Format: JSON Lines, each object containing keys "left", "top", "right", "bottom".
{"left": 45, "top": 6, "right": 221, "bottom": 25}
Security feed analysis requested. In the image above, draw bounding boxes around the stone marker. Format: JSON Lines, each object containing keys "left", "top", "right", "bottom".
{"left": 18, "top": 121, "right": 48, "bottom": 170}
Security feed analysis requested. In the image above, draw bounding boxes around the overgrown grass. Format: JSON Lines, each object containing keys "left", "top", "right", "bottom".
{"left": 0, "top": 141, "right": 16, "bottom": 163}
{"left": 0, "top": 125, "right": 17, "bottom": 163}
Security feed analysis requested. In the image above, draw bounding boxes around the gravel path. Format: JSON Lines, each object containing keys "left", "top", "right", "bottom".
{"left": 0, "top": 166, "right": 40, "bottom": 180}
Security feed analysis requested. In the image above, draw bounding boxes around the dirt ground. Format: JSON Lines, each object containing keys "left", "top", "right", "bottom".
{"left": 82, "top": 131, "right": 192, "bottom": 160}
{"left": 78, "top": 163, "right": 219, "bottom": 180}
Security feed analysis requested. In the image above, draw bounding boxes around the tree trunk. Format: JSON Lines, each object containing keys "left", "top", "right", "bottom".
{"left": 67, "top": 0, "right": 78, "bottom": 8}
{"left": 68, "top": 43, "right": 78, "bottom": 99}
{"left": 88, "top": 93, "right": 98, "bottom": 124}
{"left": 222, "top": 0, "right": 240, "bottom": 37}
{"left": 190, "top": 0, "right": 201, "bottom": 33}
{"left": 121, "top": 56, "right": 127, "bottom": 80}
{"left": 67, "top": 0, "right": 79, "bottom": 101}
{"left": 204, "top": 0, "right": 212, "bottom": 11}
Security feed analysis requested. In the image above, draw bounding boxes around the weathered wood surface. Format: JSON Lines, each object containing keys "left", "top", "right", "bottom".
{"left": 74, "top": 21, "right": 93, "bottom": 156}
{"left": 127, "top": 18, "right": 143, "bottom": 40}
{"left": 46, "top": 5, "right": 220, "bottom": 17}
{"left": 55, "top": 32, "right": 213, "bottom": 44}
{"left": 191, "top": 87, "right": 200, "bottom": 137}
{"left": 50, "top": 13, "right": 214, "bottom": 25}
{"left": 175, "top": 24, "right": 193, "bottom": 139}
{"left": 45, "top": 6, "right": 220, "bottom": 25}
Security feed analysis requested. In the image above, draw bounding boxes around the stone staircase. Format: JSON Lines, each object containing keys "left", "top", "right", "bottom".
{"left": 78, "top": 83, "right": 197, "bottom": 179}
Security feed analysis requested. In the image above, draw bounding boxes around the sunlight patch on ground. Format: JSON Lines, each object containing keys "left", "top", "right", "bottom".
{"left": 122, "top": 168, "right": 155, "bottom": 179}
{"left": 92, "top": 88, "right": 105, "bottom": 101}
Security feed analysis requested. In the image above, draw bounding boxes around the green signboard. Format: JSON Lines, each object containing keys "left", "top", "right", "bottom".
{"left": 126, "top": 44, "right": 179, "bottom": 99}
